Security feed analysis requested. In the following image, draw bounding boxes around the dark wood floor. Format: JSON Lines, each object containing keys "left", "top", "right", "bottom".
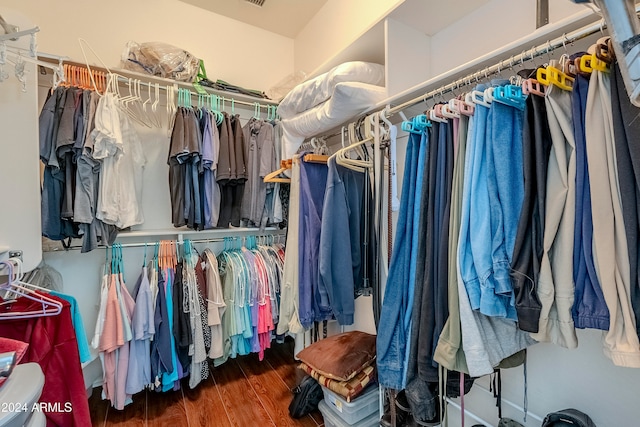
{"left": 89, "top": 340, "right": 324, "bottom": 427}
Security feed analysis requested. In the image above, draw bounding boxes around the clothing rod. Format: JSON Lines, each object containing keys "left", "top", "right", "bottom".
{"left": 9, "top": 46, "right": 69, "bottom": 61}
{"left": 44, "top": 233, "right": 286, "bottom": 252}
{"left": 6, "top": 50, "right": 63, "bottom": 71}
{"left": 386, "top": 17, "right": 608, "bottom": 116}
{"left": 107, "top": 72, "right": 273, "bottom": 109}
{"left": 0, "top": 26, "right": 39, "bottom": 42}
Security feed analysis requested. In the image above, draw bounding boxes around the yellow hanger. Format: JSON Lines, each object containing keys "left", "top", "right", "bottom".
{"left": 537, "top": 65, "right": 574, "bottom": 91}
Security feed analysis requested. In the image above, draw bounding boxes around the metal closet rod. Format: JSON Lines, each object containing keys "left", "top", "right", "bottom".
{"left": 105, "top": 73, "right": 272, "bottom": 109}
{"left": 386, "top": 17, "right": 605, "bottom": 116}
{"left": 48, "top": 232, "right": 286, "bottom": 252}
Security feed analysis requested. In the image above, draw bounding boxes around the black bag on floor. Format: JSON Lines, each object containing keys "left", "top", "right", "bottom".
{"left": 288, "top": 375, "right": 323, "bottom": 418}
{"left": 542, "top": 408, "right": 597, "bottom": 427}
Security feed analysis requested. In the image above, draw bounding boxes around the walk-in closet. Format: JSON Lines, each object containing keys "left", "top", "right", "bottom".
{"left": 1, "top": 1, "right": 640, "bottom": 427}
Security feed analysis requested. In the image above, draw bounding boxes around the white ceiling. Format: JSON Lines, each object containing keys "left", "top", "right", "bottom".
{"left": 179, "top": 0, "right": 328, "bottom": 38}
{"left": 389, "top": 0, "right": 491, "bottom": 36}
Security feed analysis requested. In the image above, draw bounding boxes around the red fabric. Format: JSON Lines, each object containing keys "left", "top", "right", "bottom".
{"left": 0, "top": 337, "right": 29, "bottom": 387}
{"left": 0, "top": 293, "right": 91, "bottom": 427}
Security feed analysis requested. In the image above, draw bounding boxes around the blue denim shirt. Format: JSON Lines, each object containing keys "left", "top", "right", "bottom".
{"left": 298, "top": 160, "right": 330, "bottom": 329}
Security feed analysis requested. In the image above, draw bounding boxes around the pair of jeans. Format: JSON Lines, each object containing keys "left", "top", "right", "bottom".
{"left": 377, "top": 131, "right": 421, "bottom": 390}
{"left": 485, "top": 97, "right": 523, "bottom": 320}
{"left": 461, "top": 85, "right": 513, "bottom": 319}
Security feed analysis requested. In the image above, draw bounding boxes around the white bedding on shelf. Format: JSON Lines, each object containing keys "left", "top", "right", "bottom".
{"left": 277, "top": 61, "right": 385, "bottom": 120}
{"left": 280, "top": 81, "right": 387, "bottom": 160}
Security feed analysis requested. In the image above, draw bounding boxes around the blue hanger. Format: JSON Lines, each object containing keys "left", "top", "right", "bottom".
{"left": 493, "top": 85, "right": 526, "bottom": 110}
{"left": 143, "top": 243, "right": 148, "bottom": 267}
{"left": 119, "top": 244, "right": 125, "bottom": 276}
{"left": 401, "top": 114, "right": 431, "bottom": 135}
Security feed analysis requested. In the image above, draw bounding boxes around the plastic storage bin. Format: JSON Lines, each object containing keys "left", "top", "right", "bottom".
{"left": 321, "top": 385, "right": 379, "bottom": 425}
{"left": 319, "top": 400, "right": 380, "bottom": 427}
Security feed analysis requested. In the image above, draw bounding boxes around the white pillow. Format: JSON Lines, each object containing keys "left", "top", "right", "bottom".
{"left": 280, "top": 82, "right": 387, "bottom": 160}
{"left": 277, "top": 62, "right": 385, "bottom": 119}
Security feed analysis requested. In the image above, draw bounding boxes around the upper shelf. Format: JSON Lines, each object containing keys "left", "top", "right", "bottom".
{"left": 38, "top": 57, "right": 280, "bottom": 106}
{"left": 305, "top": 0, "right": 491, "bottom": 80}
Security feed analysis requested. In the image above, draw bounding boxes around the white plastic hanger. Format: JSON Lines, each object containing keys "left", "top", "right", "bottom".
{"left": 0, "top": 261, "right": 62, "bottom": 320}
{"left": 381, "top": 107, "right": 400, "bottom": 212}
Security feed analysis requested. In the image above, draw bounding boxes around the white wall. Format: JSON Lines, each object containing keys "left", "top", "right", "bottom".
{"left": 0, "top": 8, "right": 42, "bottom": 271}
{"left": 429, "top": 0, "right": 592, "bottom": 78}
{"left": 2, "top": 0, "right": 294, "bottom": 91}
{"left": 385, "top": 17, "right": 431, "bottom": 97}
{"left": 294, "top": 0, "right": 403, "bottom": 75}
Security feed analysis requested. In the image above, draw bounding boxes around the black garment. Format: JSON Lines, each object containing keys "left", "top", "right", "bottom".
{"left": 433, "top": 120, "right": 454, "bottom": 359}
{"left": 169, "top": 157, "right": 186, "bottom": 227}
{"left": 611, "top": 62, "right": 640, "bottom": 337}
{"left": 173, "top": 263, "right": 192, "bottom": 374}
{"left": 405, "top": 128, "right": 433, "bottom": 421}
{"left": 217, "top": 182, "right": 244, "bottom": 228}
{"left": 511, "top": 77, "right": 551, "bottom": 333}
{"left": 217, "top": 115, "right": 247, "bottom": 228}
{"left": 168, "top": 110, "right": 186, "bottom": 227}
{"left": 151, "top": 272, "right": 173, "bottom": 382}
{"left": 40, "top": 87, "right": 79, "bottom": 242}
{"left": 417, "top": 121, "right": 453, "bottom": 383}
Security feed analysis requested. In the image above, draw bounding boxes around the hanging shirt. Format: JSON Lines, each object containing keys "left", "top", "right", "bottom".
{"left": 126, "top": 267, "right": 155, "bottom": 395}
{"left": 277, "top": 159, "right": 303, "bottom": 335}
{"left": 51, "top": 291, "right": 91, "bottom": 364}
{"left": 151, "top": 269, "right": 173, "bottom": 388}
{"left": 241, "top": 118, "right": 276, "bottom": 228}
{"left": 100, "top": 274, "right": 124, "bottom": 405}
{"left": 204, "top": 249, "right": 226, "bottom": 359}
{"left": 93, "top": 94, "right": 146, "bottom": 229}
{"left": 213, "top": 254, "right": 235, "bottom": 367}
{"left": 92, "top": 269, "right": 109, "bottom": 350}
{"left": 298, "top": 159, "right": 330, "bottom": 329}
{"left": 162, "top": 269, "right": 180, "bottom": 392}
{"left": 114, "top": 279, "right": 135, "bottom": 410}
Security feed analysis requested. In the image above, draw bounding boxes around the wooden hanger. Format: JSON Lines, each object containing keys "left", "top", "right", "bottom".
{"left": 303, "top": 153, "right": 329, "bottom": 164}
{"left": 264, "top": 159, "right": 292, "bottom": 183}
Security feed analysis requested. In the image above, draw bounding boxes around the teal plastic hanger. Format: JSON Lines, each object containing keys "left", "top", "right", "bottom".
{"left": 493, "top": 85, "right": 526, "bottom": 110}
{"left": 154, "top": 242, "right": 159, "bottom": 270}
{"left": 119, "top": 244, "right": 125, "bottom": 277}
{"left": 143, "top": 243, "right": 147, "bottom": 267}
{"left": 401, "top": 114, "right": 431, "bottom": 135}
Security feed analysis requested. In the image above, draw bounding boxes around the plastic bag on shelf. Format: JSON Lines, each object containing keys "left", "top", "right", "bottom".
{"left": 266, "top": 70, "right": 308, "bottom": 102}
{"left": 121, "top": 41, "right": 200, "bottom": 82}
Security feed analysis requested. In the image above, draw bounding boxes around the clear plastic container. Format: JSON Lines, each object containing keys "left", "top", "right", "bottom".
{"left": 321, "top": 385, "right": 379, "bottom": 425}
{"left": 318, "top": 400, "right": 380, "bottom": 427}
